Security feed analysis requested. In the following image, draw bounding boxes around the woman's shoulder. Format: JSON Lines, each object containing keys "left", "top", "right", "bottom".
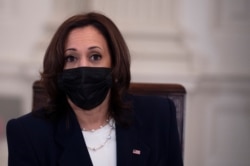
{"left": 7, "top": 108, "right": 56, "bottom": 135}
{"left": 128, "top": 93, "right": 174, "bottom": 110}
{"left": 127, "top": 94, "right": 175, "bottom": 119}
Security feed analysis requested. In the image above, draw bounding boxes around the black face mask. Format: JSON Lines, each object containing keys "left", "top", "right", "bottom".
{"left": 58, "top": 67, "right": 112, "bottom": 110}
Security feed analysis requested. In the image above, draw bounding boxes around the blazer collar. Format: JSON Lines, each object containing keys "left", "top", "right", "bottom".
{"left": 116, "top": 115, "right": 150, "bottom": 166}
{"left": 55, "top": 110, "right": 93, "bottom": 166}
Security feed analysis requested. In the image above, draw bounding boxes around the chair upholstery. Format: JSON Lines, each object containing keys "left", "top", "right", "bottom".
{"left": 32, "top": 81, "right": 186, "bottom": 153}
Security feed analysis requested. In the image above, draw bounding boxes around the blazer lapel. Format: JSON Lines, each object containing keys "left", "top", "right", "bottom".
{"left": 55, "top": 111, "right": 93, "bottom": 166}
{"left": 116, "top": 119, "right": 151, "bottom": 166}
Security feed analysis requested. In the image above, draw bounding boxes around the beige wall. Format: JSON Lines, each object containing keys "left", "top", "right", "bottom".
{"left": 0, "top": 0, "right": 249, "bottom": 165}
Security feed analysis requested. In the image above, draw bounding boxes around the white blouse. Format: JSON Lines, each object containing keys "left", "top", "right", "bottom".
{"left": 82, "top": 120, "right": 116, "bottom": 166}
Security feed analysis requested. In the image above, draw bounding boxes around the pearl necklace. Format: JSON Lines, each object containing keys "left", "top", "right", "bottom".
{"left": 82, "top": 119, "right": 110, "bottom": 132}
{"left": 83, "top": 119, "right": 115, "bottom": 151}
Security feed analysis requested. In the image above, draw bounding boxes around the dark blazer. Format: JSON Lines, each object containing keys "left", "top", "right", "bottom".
{"left": 6, "top": 94, "right": 183, "bottom": 166}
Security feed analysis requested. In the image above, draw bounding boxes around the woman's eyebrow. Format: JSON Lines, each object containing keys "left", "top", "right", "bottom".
{"left": 65, "top": 48, "right": 77, "bottom": 52}
{"left": 64, "top": 46, "right": 102, "bottom": 53}
{"left": 88, "top": 46, "right": 102, "bottom": 50}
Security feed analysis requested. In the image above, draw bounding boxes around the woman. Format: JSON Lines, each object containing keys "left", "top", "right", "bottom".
{"left": 7, "top": 12, "right": 183, "bottom": 166}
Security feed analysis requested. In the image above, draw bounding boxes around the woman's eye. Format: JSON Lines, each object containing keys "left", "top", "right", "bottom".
{"left": 90, "top": 54, "right": 102, "bottom": 61}
{"left": 65, "top": 55, "right": 77, "bottom": 62}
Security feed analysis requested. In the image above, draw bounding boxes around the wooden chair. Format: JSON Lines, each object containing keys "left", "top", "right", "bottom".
{"left": 32, "top": 81, "right": 186, "bottom": 153}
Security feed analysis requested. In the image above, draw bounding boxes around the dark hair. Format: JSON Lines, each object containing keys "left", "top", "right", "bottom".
{"left": 40, "top": 12, "right": 131, "bottom": 125}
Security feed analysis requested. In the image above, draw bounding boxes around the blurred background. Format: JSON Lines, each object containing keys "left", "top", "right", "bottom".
{"left": 0, "top": 0, "right": 249, "bottom": 165}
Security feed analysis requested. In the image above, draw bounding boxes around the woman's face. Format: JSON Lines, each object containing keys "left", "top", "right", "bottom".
{"left": 64, "top": 26, "right": 111, "bottom": 69}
